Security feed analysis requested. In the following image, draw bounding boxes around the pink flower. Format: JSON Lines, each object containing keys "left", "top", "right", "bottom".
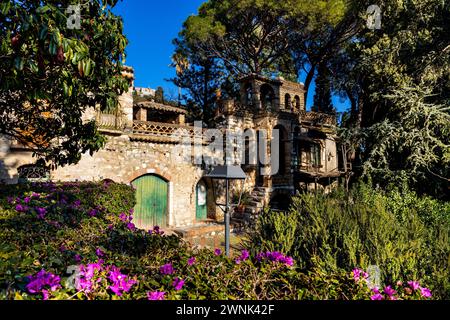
{"left": 407, "top": 281, "right": 420, "bottom": 291}
{"left": 370, "top": 293, "right": 384, "bottom": 300}
{"left": 420, "top": 287, "right": 432, "bottom": 298}
{"left": 187, "top": 257, "right": 196, "bottom": 266}
{"left": 159, "top": 263, "right": 174, "bottom": 275}
{"left": 88, "top": 209, "right": 98, "bottom": 217}
{"left": 147, "top": 291, "right": 166, "bottom": 300}
{"left": 95, "top": 248, "right": 105, "bottom": 257}
{"left": 172, "top": 277, "right": 185, "bottom": 291}
{"left": 383, "top": 286, "right": 396, "bottom": 297}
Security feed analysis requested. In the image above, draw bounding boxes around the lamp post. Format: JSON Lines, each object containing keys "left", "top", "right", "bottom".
{"left": 205, "top": 165, "right": 247, "bottom": 257}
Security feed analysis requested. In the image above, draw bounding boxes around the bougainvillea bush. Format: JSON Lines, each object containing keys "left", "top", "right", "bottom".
{"left": 0, "top": 182, "right": 434, "bottom": 300}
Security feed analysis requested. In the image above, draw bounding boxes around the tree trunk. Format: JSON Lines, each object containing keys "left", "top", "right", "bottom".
{"left": 303, "top": 64, "right": 316, "bottom": 108}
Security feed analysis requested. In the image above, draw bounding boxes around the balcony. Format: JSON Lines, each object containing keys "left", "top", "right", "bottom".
{"left": 131, "top": 120, "right": 202, "bottom": 143}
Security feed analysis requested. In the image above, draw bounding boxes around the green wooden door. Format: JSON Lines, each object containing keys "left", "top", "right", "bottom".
{"left": 132, "top": 175, "right": 168, "bottom": 228}
{"left": 196, "top": 181, "right": 207, "bottom": 220}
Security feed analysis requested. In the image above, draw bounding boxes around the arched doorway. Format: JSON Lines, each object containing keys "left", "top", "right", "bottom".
{"left": 132, "top": 174, "right": 168, "bottom": 228}
{"left": 196, "top": 180, "right": 208, "bottom": 221}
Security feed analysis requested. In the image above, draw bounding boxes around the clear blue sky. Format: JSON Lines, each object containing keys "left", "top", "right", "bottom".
{"left": 113, "top": 0, "right": 349, "bottom": 112}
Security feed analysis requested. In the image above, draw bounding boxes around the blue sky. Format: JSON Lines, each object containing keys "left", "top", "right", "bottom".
{"left": 113, "top": 0, "right": 349, "bottom": 112}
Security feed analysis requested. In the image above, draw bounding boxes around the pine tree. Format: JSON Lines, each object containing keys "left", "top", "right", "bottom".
{"left": 313, "top": 63, "right": 334, "bottom": 113}
{"left": 154, "top": 87, "right": 165, "bottom": 104}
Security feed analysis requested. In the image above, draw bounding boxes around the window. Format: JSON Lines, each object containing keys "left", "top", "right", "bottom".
{"left": 311, "top": 143, "right": 321, "bottom": 167}
{"left": 294, "top": 96, "right": 301, "bottom": 111}
{"left": 260, "top": 84, "right": 275, "bottom": 110}
{"left": 284, "top": 94, "right": 291, "bottom": 110}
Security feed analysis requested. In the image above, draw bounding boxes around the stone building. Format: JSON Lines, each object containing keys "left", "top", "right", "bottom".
{"left": 0, "top": 68, "right": 346, "bottom": 232}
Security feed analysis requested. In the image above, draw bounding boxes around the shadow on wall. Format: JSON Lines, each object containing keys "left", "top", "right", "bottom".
{"left": 0, "top": 135, "right": 34, "bottom": 184}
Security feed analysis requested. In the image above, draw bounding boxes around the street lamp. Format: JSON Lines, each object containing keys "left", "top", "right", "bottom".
{"left": 205, "top": 165, "right": 247, "bottom": 257}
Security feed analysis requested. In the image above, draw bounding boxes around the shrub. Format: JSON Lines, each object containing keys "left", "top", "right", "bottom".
{"left": 0, "top": 181, "right": 437, "bottom": 300}
{"left": 246, "top": 183, "right": 450, "bottom": 299}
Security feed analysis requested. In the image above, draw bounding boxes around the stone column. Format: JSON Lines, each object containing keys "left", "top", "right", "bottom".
{"left": 135, "top": 107, "right": 147, "bottom": 121}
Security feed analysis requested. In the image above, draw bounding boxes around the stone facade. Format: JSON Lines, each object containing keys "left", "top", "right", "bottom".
{"left": 0, "top": 70, "right": 344, "bottom": 230}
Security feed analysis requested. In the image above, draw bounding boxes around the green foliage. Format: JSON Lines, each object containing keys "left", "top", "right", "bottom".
{"left": 312, "top": 63, "right": 334, "bottom": 113}
{"left": 246, "top": 183, "right": 450, "bottom": 299}
{"left": 0, "top": 0, "right": 129, "bottom": 166}
{"left": 1, "top": 181, "right": 431, "bottom": 300}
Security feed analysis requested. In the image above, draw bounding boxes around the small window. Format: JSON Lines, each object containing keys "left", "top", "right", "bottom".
{"left": 294, "top": 96, "right": 301, "bottom": 111}
{"left": 311, "top": 144, "right": 321, "bottom": 167}
{"left": 284, "top": 94, "right": 291, "bottom": 110}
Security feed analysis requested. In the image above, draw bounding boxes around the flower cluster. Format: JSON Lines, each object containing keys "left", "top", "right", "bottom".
{"left": 149, "top": 225, "right": 164, "bottom": 235}
{"left": 352, "top": 268, "right": 432, "bottom": 300}
{"left": 235, "top": 250, "right": 250, "bottom": 264}
{"left": 352, "top": 268, "right": 369, "bottom": 282}
{"left": 75, "top": 261, "right": 137, "bottom": 297}
{"left": 26, "top": 270, "right": 61, "bottom": 300}
{"left": 147, "top": 291, "right": 166, "bottom": 300}
{"left": 108, "top": 266, "right": 137, "bottom": 296}
{"left": 160, "top": 263, "right": 175, "bottom": 275}
{"left": 256, "top": 251, "right": 294, "bottom": 267}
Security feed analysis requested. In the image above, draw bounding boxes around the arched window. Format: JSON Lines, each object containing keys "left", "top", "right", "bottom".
{"left": 284, "top": 93, "right": 291, "bottom": 110}
{"left": 260, "top": 84, "right": 275, "bottom": 110}
{"left": 294, "top": 95, "right": 301, "bottom": 111}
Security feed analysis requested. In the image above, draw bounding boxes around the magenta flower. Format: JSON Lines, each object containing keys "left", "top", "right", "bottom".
{"left": 187, "top": 257, "right": 196, "bottom": 266}
{"left": 173, "top": 277, "right": 185, "bottom": 291}
{"left": 95, "top": 248, "right": 105, "bottom": 257}
{"left": 24, "top": 196, "right": 31, "bottom": 204}
{"left": 383, "top": 286, "right": 396, "bottom": 297}
{"left": 108, "top": 266, "right": 137, "bottom": 296}
{"left": 407, "top": 281, "right": 420, "bottom": 291}
{"left": 74, "top": 254, "right": 82, "bottom": 263}
{"left": 126, "top": 222, "right": 136, "bottom": 231}
{"left": 88, "top": 209, "right": 98, "bottom": 217}
{"left": 35, "top": 207, "right": 47, "bottom": 219}
{"left": 15, "top": 204, "right": 27, "bottom": 212}
{"left": 150, "top": 226, "right": 164, "bottom": 235}
{"left": 73, "top": 200, "right": 81, "bottom": 207}
{"left": 283, "top": 256, "right": 294, "bottom": 267}
{"left": 119, "top": 213, "right": 128, "bottom": 222}
{"left": 240, "top": 250, "right": 249, "bottom": 261}
{"left": 26, "top": 270, "right": 61, "bottom": 298}
{"left": 214, "top": 248, "right": 222, "bottom": 256}
{"left": 147, "top": 291, "right": 166, "bottom": 300}
{"left": 420, "top": 287, "right": 432, "bottom": 298}
{"left": 352, "top": 268, "right": 362, "bottom": 282}
{"left": 160, "top": 263, "right": 174, "bottom": 275}
{"left": 370, "top": 293, "right": 384, "bottom": 300}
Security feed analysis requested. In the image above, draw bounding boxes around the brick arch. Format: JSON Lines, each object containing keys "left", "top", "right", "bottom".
{"left": 128, "top": 168, "right": 172, "bottom": 183}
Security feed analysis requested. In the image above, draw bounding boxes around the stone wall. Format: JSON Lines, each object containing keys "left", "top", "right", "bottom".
{"left": 50, "top": 134, "right": 207, "bottom": 228}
